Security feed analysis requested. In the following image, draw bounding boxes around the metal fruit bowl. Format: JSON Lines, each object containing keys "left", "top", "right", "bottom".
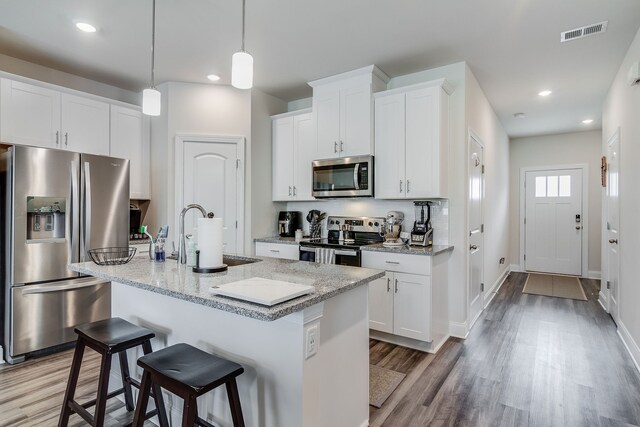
{"left": 88, "top": 247, "right": 136, "bottom": 266}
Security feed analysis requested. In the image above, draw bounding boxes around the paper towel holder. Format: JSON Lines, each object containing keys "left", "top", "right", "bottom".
{"left": 193, "top": 249, "right": 228, "bottom": 274}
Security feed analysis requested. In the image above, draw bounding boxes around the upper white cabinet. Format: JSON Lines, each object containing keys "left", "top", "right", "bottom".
{"left": 0, "top": 78, "right": 110, "bottom": 156}
{"left": 272, "top": 109, "right": 315, "bottom": 201}
{"left": 374, "top": 79, "right": 452, "bottom": 199}
{"left": 309, "top": 65, "right": 389, "bottom": 159}
{"left": 110, "top": 105, "right": 150, "bottom": 199}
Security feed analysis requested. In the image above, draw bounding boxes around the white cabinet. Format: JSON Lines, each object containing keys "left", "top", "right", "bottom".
{"left": 255, "top": 242, "right": 299, "bottom": 260}
{"left": 374, "top": 79, "right": 452, "bottom": 199}
{"left": 0, "top": 78, "right": 110, "bottom": 156}
{"left": 110, "top": 105, "right": 150, "bottom": 199}
{"left": 309, "top": 65, "right": 389, "bottom": 159}
{"left": 272, "top": 110, "right": 315, "bottom": 201}
{"left": 363, "top": 250, "right": 449, "bottom": 347}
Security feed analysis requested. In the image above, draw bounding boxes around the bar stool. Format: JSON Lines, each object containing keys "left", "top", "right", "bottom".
{"left": 58, "top": 317, "right": 169, "bottom": 427}
{"left": 132, "top": 343, "right": 245, "bottom": 427}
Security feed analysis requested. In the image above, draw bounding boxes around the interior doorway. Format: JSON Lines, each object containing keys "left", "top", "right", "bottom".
{"left": 520, "top": 165, "right": 588, "bottom": 276}
{"left": 175, "top": 135, "right": 245, "bottom": 255}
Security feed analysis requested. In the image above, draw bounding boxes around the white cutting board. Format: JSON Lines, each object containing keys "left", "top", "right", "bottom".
{"left": 209, "top": 277, "right": 314, "bottom": 306}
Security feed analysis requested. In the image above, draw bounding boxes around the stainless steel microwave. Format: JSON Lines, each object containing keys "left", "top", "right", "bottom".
{"left": 312, "top": 155, "right": 374, "bottom": 198}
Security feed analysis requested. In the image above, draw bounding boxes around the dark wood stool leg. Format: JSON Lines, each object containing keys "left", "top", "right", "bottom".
{"left": 58, "top": 340, "right": 86, "bottom": 427}
{"left": 182, "top": 394, "right": 198, "bottom": 427}
{"left": 132, "top": 370, "right": 153, "bottom": 427}
{"left": 93, "top": 352, "right": 113, "bottom": 426}
{"left": 225, "top": 378, "right": 245, "bottom": 427}
{"left": 118, "top": 350, "right": 135, "bottom": 411}
{"left": 142, "top": 341, "right": 169, "bottom": 427}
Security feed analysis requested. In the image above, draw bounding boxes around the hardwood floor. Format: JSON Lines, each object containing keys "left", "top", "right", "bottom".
{"left": 2, "top": 272, "right": 639, "bottom": 426}
{"left": 370, "top": 272, "right": 640, "bottom": 427}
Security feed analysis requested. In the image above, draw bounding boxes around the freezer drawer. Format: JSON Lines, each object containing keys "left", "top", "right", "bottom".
{"left": 10, "top": 277, "right": 111, "bottom": 357}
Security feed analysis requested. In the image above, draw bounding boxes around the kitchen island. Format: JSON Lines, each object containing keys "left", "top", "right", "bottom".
{"left": 68, "top": 256, "right": 384, "bottom": 427}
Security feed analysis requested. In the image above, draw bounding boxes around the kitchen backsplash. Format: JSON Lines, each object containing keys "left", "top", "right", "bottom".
{"left": 285, "top": 199, "right": 449, "bottom": 245}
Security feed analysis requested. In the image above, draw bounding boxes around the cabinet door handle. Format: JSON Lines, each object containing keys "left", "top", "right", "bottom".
{"left": 340, "top": 140, "right": 344, "bottom": 153}
{"left": 385, "top": 260, "right": 400, "bottom": 265}
{"left": 334, "top": 141, "right": 338, "bottom": 153}
{"left": 387, "top": 277, "right": 390, "bottom": 292}
{"left": 55, "top": 131, "right": 60, "bottom": 145}
{"left": 269, "top": 249, "right": 280, "bottom": 253}
{"left": 293, "top": 186, "right": 297, "bottom": 196}
{"left": 64, "top": 132, "right": 69, "bottom": 146}
{"left": 400, "top": 180, "right": 403, "bottom": 193}
{"left": 288, "top": 186, "right": 292, "bottom": 196}
{"left": 407, "top": 180, "right": 410, "bottom": 193}
{"left": 395, "top": 279, "right": 398, "bottom": 293}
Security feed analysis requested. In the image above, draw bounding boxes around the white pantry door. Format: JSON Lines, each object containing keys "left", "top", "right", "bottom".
{"left": 606, "top": 131, "right": 620, "bottom": 323}
{"left": 525, "top": 169, "right": 582, "bottom": 275}
{"left": 468, "top": 134, "right": 484, "bottom": 327}
{"left": 180, "top": 140, "right": 241, "bottom": 255}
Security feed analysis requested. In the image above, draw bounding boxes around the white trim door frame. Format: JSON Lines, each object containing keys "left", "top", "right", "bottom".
{"left": 467, "top": 129, "right": 485, "bottom": 330}
{"left": 174, "top": 134, "right": 246, "bottom": 255}
{"left": 519, "top": 164, "right": 589, "bottom": 277}
{"left": 603, "top": 129, "right": 621, "bottom": 319}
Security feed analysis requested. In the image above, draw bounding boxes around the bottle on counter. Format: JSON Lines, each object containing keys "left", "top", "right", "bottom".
{"left": 154, "top": 238, "right": 166, "bottom": 262}
{"left": 186, "top": 234, "right": 197, "bottom": 267}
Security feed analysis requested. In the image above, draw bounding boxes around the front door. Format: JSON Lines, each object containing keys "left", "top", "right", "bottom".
{"left": 606, "top": 131, "right": 620, "bottom": 323}
{"left": 180, "top": 140, "right": 241, "bottom": 255}
{"left": 525, "top": 169, "right": 583, "bottom": 275}
{"left": 468, "top": 134, "right": 484, "bottom": 327}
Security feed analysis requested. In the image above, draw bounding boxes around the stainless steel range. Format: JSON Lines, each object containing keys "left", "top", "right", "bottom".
{"left": 299, "top": 216, "right": 385, "bottom": 267}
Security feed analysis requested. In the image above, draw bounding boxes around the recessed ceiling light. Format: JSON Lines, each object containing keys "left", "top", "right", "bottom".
{"left": 514, "top": 112, "right": 526, "bottom": 119}
{"left": 75, "top": 22, "right": 97, "bottom": 33}
{"left": 538, "top": 90, "right": 552, "bottom": 97}
{"left": 207, "top": 74, "right": 221, "bottom": 82}
{"left": 582, "top": 119, "right": 594, "bottom": 124}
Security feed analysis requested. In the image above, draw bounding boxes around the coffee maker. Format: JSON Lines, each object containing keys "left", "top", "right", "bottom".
{"left": 278, "top": 211, "right": 302, "bottom": 237}
{"left": 410, "top": 201, "right": 433, "bottom": 247}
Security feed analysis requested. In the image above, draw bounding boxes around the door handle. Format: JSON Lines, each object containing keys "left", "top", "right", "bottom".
{"left": 269, "top": 249, "right": 280, "bottom": 253}
{"left": 340, "top": 141, "right": 344, "bottom": 153}
{"left": 293, "top": 186, "right": 297, "bottom": 196}
{"left": 64, "top": 132, "right": 69, "bottom": 146}
{"left": 609, "top": 239, "right": 618, "bottom": 244}
{"left": 385, "top": 260, "right": 400, "bottom": 265}
{"left": 288, "top": 186, "right": 292, "bottom": 196}
{"left": 387, "top": 277, "right": 390, "bottom": 292}
{"left": 394, "top": 279, "right": 398, "bottom": 293}
{"left": 70, "top": 161, "right": 79, "bottom": 264}
{"left": 407, "top": 180, "right": 410, "bottom": 193}
{"left": 575, "top": 226, "right": 582, "bottom": 230}
{"left": 56, "top": 130, "right": 60, "bottom": 145}
{"left": 21, "top": 279, "right": 106, "bottom": 295}
{"left": 470, "top": 245, "right": 478, "bottom": 250}
{"left": 400, "top": 180, "right": 403, "bottom": 193}
{"left": 82, "top": 161, "right": 91, "bottom": 261}
{"left": 334, "top": 141, "right": 338, "bottom": 153}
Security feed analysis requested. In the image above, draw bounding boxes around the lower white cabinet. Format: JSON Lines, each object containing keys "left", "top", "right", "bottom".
{"left": 255, "top": 242, "right": 299, "bottom": 260}
{"left": 367, "top": 270, "right": 432, "bottom": 342}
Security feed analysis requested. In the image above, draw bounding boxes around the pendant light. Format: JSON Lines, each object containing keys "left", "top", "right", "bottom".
{"left": 142, "top": 0, "right": 161, "bottom": 115}
{"left": 231, "top": 0, "right": 253, "bottom": 89}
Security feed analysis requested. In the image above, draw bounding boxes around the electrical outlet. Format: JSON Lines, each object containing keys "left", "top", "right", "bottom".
{"left": 305, "top": 324, "right": 319, "bottom": 359}
{"left": 499, "top": 257, "right": 505, "bottom": 264}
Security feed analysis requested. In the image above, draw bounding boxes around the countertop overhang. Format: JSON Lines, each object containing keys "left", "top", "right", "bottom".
{"left": 68, "top": 256, "right": 384, "bottom": 322}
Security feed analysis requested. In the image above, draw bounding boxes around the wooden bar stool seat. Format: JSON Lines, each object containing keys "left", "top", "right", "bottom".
{"left": 58, "top": 317, "right": 169, "bottom": 427}
{"left": 132, "top": 343, "right": 245, "bottom": 427}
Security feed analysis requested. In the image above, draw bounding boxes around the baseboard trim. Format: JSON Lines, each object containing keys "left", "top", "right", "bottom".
{"left": 509, "top": 263, "right": 522, "bottom": 272}
{"left": 449, "top": 321, "right": 469, "bottom": 339}
{"left": 587, "top": 270, "right": 602, "bottom": 279}
{"left": 484, "top": 266, "right": 510, "bottom": 308}
{"left": 598, "top": 291, "right": 609, "bottom": 312}
{"left": 617, "top": 320, "right": 640, "bottom": 374}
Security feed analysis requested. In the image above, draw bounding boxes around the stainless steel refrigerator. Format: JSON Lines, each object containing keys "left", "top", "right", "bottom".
{"left": 1, "top": 145, "right": 129, "bottom": 363}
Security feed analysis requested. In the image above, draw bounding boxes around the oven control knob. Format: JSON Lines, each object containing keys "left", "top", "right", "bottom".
{"left": 330, "top": 220, "right": 335, "bottom": 225}
{"left": 374, "top": 221, "right": 379, "bottom": 227}
{"left": 335, "top": 220, "right": 340, "bottom": 225}
{"left": 368, "top": 221, "right": 373, "bottom": 227}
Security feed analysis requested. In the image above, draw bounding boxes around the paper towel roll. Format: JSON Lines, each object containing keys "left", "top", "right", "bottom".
{"left": 197, "top": 218, "right": 223, "bottom": 268}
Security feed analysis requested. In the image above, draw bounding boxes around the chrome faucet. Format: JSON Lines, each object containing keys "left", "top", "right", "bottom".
{"left": 178, "top": 204, "right": 212, "bottom": 264}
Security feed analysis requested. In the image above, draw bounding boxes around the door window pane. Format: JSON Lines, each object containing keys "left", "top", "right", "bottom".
{"left": 559, "top": 175, "right": 571, "bottom": 197}
{"left": 547, "top": 176, "right": 558, "bottom": 197}
{"left": 535, "top": 176, "right": 546, "bottom": 197}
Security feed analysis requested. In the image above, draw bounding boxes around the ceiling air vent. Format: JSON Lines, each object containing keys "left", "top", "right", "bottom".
{"left": 561, "top": 21, "right": 608, "bottom": 42}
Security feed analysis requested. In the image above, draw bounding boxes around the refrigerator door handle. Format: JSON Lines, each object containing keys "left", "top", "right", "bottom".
{"left": 20, "top": 279, "right": 107, "bottom": 295}
{"left": 82, "top": 161, "right": 92, "bottom": 261}
{"left": 70, "top": 161, "right": 79, "bottom": 263}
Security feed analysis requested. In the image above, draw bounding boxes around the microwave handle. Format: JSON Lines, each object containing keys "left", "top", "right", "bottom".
{"left": 354, "top": 163, "right": 360, "bottom": 190}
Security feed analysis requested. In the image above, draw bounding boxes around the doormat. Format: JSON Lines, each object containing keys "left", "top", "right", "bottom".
{"left": 370, "top": 365, "right": 406, "bottom": 408}
{"left": 523, "top": 273, "right": 587, "bottom": 301}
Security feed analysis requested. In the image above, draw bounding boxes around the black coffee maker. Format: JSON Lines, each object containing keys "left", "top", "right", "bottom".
{"left": 278, "top": 211, "right": 302, "bottom": 237}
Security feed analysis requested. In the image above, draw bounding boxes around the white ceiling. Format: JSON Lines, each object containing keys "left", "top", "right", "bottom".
{"left": 1, "top": 0, "right": 639, "bottom": 137}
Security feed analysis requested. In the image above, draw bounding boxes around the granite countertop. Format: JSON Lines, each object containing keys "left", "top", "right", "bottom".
{"left": 254, "top": 236, "right": 306, "bottom": 245}
{"left": 68, "top": 256, "right": 383, "bottom": 322}
{"left": 361, "top": 243, "right": 454, "bottom": 256}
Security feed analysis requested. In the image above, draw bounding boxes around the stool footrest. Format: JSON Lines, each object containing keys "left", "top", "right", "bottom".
{"left": 79, "top": 387, "right": 125, "bottom": 410}
{"left": 196, "top": 416, "right": 217, "bottom": 427}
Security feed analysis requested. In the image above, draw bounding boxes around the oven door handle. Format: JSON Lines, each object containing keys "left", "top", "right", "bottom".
{"left": 299, "top": 247, "right": 358, "bottom": 257}
{"left": 353, "top": 163, "right": 360, "bottom": 190}
{"left": 300, "top": 247, "right": 317, "bottom": 253}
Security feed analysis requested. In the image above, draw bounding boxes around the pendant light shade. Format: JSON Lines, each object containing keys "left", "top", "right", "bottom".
{"left": 232, "top": 0, "right": 253, "bottom": 89}
{"left": 232, "top": 51, "right": 253, "bottom": 89}
{"left": 142, "top": 88, "right": 161, "bottom": 116}
{"left": 143, "top": 0, "right": 161, "bottom": 116}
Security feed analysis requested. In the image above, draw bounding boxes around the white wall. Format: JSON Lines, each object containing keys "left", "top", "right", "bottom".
{"left": 251, "top": 90, "right": 287, "bottom": 253}
{"left": 509, "top": 131, "right": 602, "bottom": 275}
{"left": 602, "top": 26, "right": 640, "bottom": 363}
{"left": 0, "top": 53, "right": 139, "bottom": 104}
{"left": 147, "top": 82, "right": 252, "bottom": 252}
